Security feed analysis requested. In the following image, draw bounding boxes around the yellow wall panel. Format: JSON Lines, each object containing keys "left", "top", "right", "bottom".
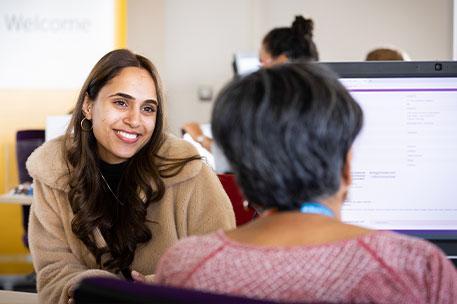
{"left": 116, "top": 0, "right": 127, "bottom": 48}
{"left": 0, "top": 204, "right": 33, "bottom": 274}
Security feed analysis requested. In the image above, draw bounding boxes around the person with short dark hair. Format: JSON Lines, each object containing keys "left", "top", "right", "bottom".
{"left": 27, "top": 49, "right": 235, "bottom": 304}
{"left": 260, "top": 15, "right": 319, "bottom": 67}
{"left": 155, "top": 63, "right": 457, "bottom": 303}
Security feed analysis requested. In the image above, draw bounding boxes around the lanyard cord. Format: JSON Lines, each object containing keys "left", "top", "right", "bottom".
{"left": 299, "top": 202, "right": 334, "bottom": 218}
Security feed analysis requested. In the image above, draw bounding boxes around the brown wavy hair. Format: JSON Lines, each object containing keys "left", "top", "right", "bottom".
{"left": 64, "top": 49, "right": 199, "bottom": 274}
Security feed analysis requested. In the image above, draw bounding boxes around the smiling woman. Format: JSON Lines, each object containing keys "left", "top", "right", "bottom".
{"left": 24, "top": 49, "right": 235, "bottom": 304}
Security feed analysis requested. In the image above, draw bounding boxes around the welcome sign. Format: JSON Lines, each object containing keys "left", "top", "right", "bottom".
{"left": 0, "top": 0, "right": 117, "bottom": 89}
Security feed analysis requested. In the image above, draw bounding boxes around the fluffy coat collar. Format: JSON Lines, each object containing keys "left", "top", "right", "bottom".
{"left": 26, "top": 133, "right": 203, "bottom": 192}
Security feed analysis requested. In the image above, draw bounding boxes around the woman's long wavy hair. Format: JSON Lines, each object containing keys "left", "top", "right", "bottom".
{"left": 64, "top": 49, "right": 199, "bottom": 274}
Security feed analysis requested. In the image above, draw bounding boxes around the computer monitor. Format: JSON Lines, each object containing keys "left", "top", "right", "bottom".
{"left": 324, "top": 61, "right": 457, "bottom": 259}
{"left": 45, "top": 115, "right": 71, "bottom": 141}
{"left": 232, "top": 52, "right": 260, "bottom": 76}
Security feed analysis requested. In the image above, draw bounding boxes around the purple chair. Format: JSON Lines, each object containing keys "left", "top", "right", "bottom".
{"left": 11, "top": 130, "right": 44, "bottom": 292}
{"left": 16, "top": 129, "right": 45, "bottom": 248}
{"left": 74, "top": 277, "right": 285, "bottom": 304}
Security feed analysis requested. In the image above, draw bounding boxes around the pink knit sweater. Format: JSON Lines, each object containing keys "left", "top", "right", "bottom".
{"left": 155, "top": 230, "right": 457, "bottom": 303}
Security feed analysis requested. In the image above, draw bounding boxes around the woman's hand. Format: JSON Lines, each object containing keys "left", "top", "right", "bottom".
{"left": 131, "top": 270, "right": 155, "bottom": 284}
{"left": 182, "top": 122, "right": 204, "bottom": 141}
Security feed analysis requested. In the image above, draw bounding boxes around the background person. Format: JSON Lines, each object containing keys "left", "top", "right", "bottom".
{"left": 259, "top": 15, "right": 319, "bottom": 67}
{"left": 26, "top": 49, "right": 235, "bottom": 304}
{"left": 155, "top": 63, "right": 457, "bottom": 303}
{"left": 182, "top": 15, "right": 319, "bottom": 155}
{"left": 365, "top": 47, "right": 410, "bottom": 61}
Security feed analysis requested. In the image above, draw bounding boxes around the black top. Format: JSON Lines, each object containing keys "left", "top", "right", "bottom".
{"left": 97, "top": 159, "right": 132, "bottom": 280}
{"left": 98, "top": 159, "right": 128, "bottom": 195}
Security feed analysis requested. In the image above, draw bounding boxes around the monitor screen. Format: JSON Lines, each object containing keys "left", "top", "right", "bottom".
{"left": 324, "top": 62, "right": 457, "bottom": 247}
{"left": 45, "top": 115, "right": 71, "bottom": 141}
{"left": 233, "top": 52, "right": 260, "bottom": 76}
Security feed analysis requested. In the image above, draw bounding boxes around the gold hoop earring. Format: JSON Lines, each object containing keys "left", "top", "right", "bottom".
{"left": 80, "top": 117, "right": 93, "bottom": 131}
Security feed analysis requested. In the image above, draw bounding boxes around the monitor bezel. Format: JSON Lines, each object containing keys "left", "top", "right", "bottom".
{"left": 322, "top": 61, "right": 457, "bottom": 255}
{"left": 323, "top": 61, "right": 457, "bottom": 78}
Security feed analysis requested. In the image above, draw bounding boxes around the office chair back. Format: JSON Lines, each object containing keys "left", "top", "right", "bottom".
{"left": 16, "top": 130, "right": 45, "bottom": 183}
{"left": 75, "top": 277, "right": 283, "bottom": 304}
{"left": 217, "top": 173, "right": 256, "bottom": 226}
{"left": 16, "top": 129, "right": 45, "bottom": 247}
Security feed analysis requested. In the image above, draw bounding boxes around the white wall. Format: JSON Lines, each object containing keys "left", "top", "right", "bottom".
{"left": 127, "top": 0, "right": 165, "bottom": 71}
{"left": 162, "top": 0, "right": 258, "bottom": 134}
{"left": 128, "top": 0, "right": 453, "bottom": 134}
{"left": 452, "top": 0, "right": 457, "bottom": 60}
{"left": 256, "top": 0, "right": 452, "bottom": 61}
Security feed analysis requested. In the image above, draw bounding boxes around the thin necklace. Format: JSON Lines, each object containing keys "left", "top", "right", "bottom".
{"left": 98, "top": 169, "right": 125, "bottom": 206}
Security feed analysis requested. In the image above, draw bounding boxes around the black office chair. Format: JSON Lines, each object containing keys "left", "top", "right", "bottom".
{"left": 15, "top": 130, "right": 45, "bottom": 247}
{"left": 12, "top": 129, "right": 44, "bottom": 292}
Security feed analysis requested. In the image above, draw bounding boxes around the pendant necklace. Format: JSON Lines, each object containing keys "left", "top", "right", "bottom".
{"left": 98, "top": 169, "right": 125, "bottom": 206}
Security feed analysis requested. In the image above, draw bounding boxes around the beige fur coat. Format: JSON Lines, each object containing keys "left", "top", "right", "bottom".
{"left": 26, "top": 134, "right": 235, "bottom": 304}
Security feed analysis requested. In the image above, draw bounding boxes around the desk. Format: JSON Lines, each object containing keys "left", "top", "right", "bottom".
{"left": 0, "top": 290, "right": 37, "bottom": 304}
{"left": 0, "top": 191, "right": 33, "bottom": 205}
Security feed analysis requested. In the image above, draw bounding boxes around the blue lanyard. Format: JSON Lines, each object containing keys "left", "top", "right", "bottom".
{"left": 300, "top": 202, "right": 334, "bottom": 218}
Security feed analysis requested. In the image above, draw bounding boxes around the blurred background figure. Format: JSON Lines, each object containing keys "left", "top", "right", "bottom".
{"left": 365, "top": 47, "right": 410, "bottom": 61}
{"left": 182, "top": 15, "right": 320, "bottom": 171}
